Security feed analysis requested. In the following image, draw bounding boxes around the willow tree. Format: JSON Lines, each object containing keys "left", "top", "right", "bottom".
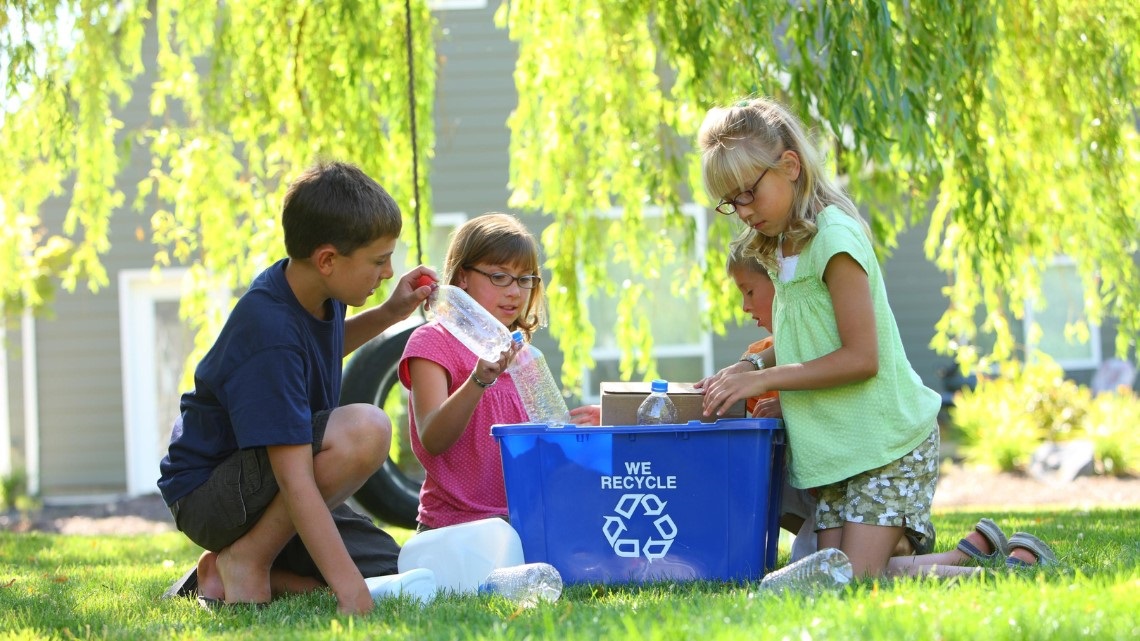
{"left": 500, "top": 1, "right": 1140, "bottom": 386}
{"left": 1, "top": 0, "right": 437, "bottom": 354}
{"left": 2, "top": 1, "right": 1138, "bottom": 393}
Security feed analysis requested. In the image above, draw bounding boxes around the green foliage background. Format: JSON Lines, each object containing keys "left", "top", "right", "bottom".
{"left": 2, "top": 1, "right": 1138, "bottom": 392}
{"left": 1, "top": 0, "right": 437, "bottom": 363}
{"left": 499, "top": 0, "right": 1140, "bottom": 386}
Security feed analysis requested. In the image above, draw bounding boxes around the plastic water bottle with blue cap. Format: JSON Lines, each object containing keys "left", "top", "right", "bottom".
{"left": 508, "top": 330, "right": 571, "bottom": 427}
{"left": 636, "top": 379, "right": 678, "bottom": 425}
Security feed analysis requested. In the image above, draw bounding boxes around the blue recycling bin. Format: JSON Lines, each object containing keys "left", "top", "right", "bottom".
{"left": 491, "top": 418, "right": 785, "bottom": 585}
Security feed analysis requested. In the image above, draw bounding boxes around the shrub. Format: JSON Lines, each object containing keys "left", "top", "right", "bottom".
{"left": 1, "top": 468, "right": 29, "bottom": 512}
{"left": 952, "top": 362, "right": 1048, "bottom": 472}
{"left": 1083, "top": 390, "right": 1140, "bottom": 476}
{"left": 951, "top": 355, "right": 1139, "bottom": 476}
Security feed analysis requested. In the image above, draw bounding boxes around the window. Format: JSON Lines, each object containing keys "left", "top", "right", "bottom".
{"left": 1024, "top": 256, "right": 1100, "bottom": 370}
{"left": 581, "top": 204, "right": 712, "bottom": 403}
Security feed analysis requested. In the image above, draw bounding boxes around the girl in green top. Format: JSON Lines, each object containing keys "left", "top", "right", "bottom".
{"left": 698, "top": 97, "right": 1056, "bottom": 579}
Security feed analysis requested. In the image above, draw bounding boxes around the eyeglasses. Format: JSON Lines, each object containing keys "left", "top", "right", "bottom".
{"left": 466, "top": 265, "right": 541, "bottom": 289}
{"left": 715, "top": 168, "right": 770, "bottom": 215}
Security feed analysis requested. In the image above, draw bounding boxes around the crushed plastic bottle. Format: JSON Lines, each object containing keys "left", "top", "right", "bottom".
{"left": 758, "top": 547, "right": 853, "bottom": 596}
{"left": 424, "top": 284, "right": 513, "bottom": 362}
{"left": 636, "top": 379, "right": 678, "bottom": 425}
{"left": 478, "top": 562, "right": 563, "bottom": 607}
{"left": 508, "top": 331, "right": 571, "bottom": 427}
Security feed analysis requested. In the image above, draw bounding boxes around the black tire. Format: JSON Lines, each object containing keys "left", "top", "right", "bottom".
{"left": 340, "top": 319, "right": 426, "bottom": 528}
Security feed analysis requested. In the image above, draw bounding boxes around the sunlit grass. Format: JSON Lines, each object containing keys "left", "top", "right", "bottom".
{"left": 2, "top": 509, "right": 1138, "bottom": 640}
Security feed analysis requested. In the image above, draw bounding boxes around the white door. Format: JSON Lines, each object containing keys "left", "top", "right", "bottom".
{"left": 119, "top": 269, "right": 196, "bottom": 496}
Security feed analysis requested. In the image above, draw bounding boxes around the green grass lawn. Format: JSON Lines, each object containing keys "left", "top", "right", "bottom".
{"left": 2, "top": 508, "right": 1138, "bottom": 640}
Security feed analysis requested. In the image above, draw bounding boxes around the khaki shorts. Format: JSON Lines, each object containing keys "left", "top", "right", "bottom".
{"left": 814, "top": 426, "right": 939, "bottom": 548}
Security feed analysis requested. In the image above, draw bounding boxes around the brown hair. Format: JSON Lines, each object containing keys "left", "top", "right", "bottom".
{"left": 443, "top": 212, "right": 547, "bottom": 338}
{"left": 282, "top": 159, "right": 401, "bottom": 259}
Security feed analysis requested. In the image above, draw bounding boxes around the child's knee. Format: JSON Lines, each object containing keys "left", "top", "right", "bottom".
{"left": 328, "top": 403, "right": 391, "bottom": 463}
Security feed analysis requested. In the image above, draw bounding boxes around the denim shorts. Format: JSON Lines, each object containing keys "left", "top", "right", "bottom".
{"left": 814, "top": 426, "right": 939, "bottom": 547}
{"left": 171, "top": 410, "right": 330, "bottom": 552}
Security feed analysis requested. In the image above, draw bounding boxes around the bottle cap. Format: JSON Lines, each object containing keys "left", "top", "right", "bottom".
{"left": 650, "top": 379, "right": 668, "bottom": 393}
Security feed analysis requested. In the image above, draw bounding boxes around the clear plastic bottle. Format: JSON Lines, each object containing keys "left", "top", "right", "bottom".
{"left": 424, "top": 284, "right": 513, "bottom": 362}
{"left": 478, "top": 562, "right": 563, "bottom": 606}
{"left": 758, "top": 547, "right": 853, "bottom": 595}
{"left": 636, "top": 379, "right": 678, "bottom": 425}
{"left": 508, "top": 331, "right": 571, "bottom": 427}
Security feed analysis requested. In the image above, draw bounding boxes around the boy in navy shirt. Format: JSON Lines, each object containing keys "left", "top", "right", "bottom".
{"left": 158, "top": 160, "right": 435, "bottom": 614}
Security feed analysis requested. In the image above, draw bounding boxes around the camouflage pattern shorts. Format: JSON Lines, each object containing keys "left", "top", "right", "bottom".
{"left": 814, "top": 426, "right": 940, "bottom": 544}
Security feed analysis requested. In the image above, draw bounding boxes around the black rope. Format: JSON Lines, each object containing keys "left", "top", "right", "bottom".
{"left": 404, "top": 0, "right": 428, "bottom": 322}
{"left": 404, "top": 0, "right": 422, "bottom": 267}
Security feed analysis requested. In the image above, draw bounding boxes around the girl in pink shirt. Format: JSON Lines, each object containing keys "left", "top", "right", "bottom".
{"left": 399, "top": 212, "right": 598, "bottom": 530}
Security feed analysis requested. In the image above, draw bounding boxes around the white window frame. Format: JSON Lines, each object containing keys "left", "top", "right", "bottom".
{"left": 1023, "top": 255, "right": 1101, "bottom": 371}
{"left": 119, "top": 268, "right": 227, "bottom": 496}
{"left": 580, "top": 203, "right": 712, "bottom": 404}
{"left": 428, "top": 0, "right": 487, "bottom": 10}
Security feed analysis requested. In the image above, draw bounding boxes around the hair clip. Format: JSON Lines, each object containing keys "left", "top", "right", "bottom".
{"left": 735, "top": 100, "right": 751, "bottom": 107}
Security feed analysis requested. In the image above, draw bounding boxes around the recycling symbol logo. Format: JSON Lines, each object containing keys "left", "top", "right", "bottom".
{"left": 602, "top": 493, "right": 677, "bottom": 560}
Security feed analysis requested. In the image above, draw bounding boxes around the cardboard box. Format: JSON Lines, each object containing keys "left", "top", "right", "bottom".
{"left": 600, "top": 381, "right": 746, "bottom": 426}
{"left": 490, "top": 418, "right": 785, "bottom": 585}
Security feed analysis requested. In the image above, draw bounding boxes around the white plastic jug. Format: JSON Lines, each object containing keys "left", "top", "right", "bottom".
{"left": 397, "top": 517, "right": 525, "bottom": 594}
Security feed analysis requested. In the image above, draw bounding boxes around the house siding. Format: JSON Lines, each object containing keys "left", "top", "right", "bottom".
{"left": 33, "top": 121, "right": 158, "bottom": 495}
{"left": 431, "top": 7, "right": 517, "bottom": 216}
{"left": 15, "top": 16, "right": 163, "bottom": 495}
{"left": 882, "top": 222, "right": 954, "bottom": 391}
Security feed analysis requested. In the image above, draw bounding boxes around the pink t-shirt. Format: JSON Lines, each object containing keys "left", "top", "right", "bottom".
{"left": 398, "top": 321, "right": 528, "bottom": 529}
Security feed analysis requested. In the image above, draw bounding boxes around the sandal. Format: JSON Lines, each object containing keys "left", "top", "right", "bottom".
{"left": 161, "top": 565, "right": 198, "bottom": 599}
{"left": 956, "top": 518, "right": 1010, "bottom": 563}
{"left": 1005, "top": 532, "right": 1057, "bottom": 568}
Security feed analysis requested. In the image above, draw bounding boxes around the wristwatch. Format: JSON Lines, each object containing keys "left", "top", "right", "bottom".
{"left": 740, "top": 352, "right": 767, "bottom": 371}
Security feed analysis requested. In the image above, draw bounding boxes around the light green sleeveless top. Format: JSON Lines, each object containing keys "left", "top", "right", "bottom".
{"left": 772, "top": 207, "right": 939, "bottom": 489}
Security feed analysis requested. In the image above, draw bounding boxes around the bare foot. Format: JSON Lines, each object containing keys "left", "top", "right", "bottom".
{"left": 215, "top": 546, "right": 272, "bottom": 605}
{"left": 196, "top": 551, "right": 225, "bottom": 601}
{"left": 270, "top": 568, "right": 324, "bottom": 597}
{"left": 961, "top": 530, "right": 993, "bottom": 556}
{"left": 1008, "top": 547, "right": 1038, "bottom": 565}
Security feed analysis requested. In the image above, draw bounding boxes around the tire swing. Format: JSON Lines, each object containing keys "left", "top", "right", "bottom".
{"left": 341, "top": 0, "right": 427, "bottom": 528}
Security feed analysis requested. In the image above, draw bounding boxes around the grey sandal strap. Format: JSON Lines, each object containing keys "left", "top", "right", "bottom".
{"left": 957, "top": 518, "right": 1009, "bottom": 563}
{"left": 1007, "top": 532, "right": 1057, "bottom": 567}
{"left": 975, "top": 518, "right": 1011, "bottom": 557}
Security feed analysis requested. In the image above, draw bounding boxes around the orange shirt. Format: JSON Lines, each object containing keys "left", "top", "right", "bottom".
{"left": 741, "top": 337, "right": 778, "bottom": 416}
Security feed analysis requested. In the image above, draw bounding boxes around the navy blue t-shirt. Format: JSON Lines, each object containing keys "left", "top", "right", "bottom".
{"left": 157, "top": 259, "right": 346, "bottom": 505}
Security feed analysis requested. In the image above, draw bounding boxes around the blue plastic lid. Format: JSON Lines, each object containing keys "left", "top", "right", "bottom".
{"left": 511, "top": 330, "right": 524, "bottom": 344}
{"left": 650, "top": 378, "right": 668, "bottom": 393}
